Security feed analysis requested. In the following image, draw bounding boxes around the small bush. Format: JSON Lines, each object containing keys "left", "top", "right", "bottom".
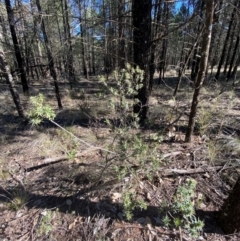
{"left": 161, "top": 179, "right": 204, "bottom": 237}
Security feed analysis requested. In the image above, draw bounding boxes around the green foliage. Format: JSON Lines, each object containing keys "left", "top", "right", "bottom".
{"left": 37, "top": 210, "right": 54, "bottom": 237}
{"left": 67, "top": 149, "right": 77, "bottom": 161}
{"left": 123, "top": 191, "right": 147, "bottom": 220}
{"left": 99, "top": 64, "right": 144, "bottom": 128}
{"left": 114, "top": 133, "right": 160, "bottom": 180}
{"left": 173, "top": 179, "right": 196, "bottom": 217}
{"left": 161, "top": 179, "right": 204, "bottom": 237}
{"left": 162, "top": 215, "right": 171, "bottom": 227}
{"left": 28, "top": 94, "right": 56, "bottom": 125}
{"left": 99, "top": 64, "right": 162, "bottom": 221}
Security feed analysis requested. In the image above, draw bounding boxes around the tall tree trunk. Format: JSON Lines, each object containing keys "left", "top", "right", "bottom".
{"left": 35, "top": 0, "right": 63, "bottom": 109}
{"left": 231, "top": 51, "right": 240, "bottom": 85}
{"left": 191, "top": 0, "right": 204, "bottom": 83}
{"left": 5, "top": 0, "right": 29, "bottom": 95}
{"left": 208, "top": 0, "right": 223, "bottom": 79}
{"left": 103, "top": 0, "right": 110, "bottom": 78}
{"left": 152, "top": 0, "right": 163, "bottom": 84}
{"left": 54, "top": 0, "right": 64, "bottom": 76}
{"left": 223, "top": 22, "right": 237, "bottom": 76}
{"left": 226, "top": 35, "right": 239, "bottom": 81}
{"left": 215, "top": 0, "right": 238, "bottom": 81}
{"left": 132, "top": 0, "right": 152, "bottom": 125}
{"left": 91, "top": 21, "right": 96, "bottom": 75}
{"left": 185, "top": 0, "right": 214, "bottom": 142}
{"left": 218, "top": 176, "right": 240, "bottom": 234}
{"left": 77, "top": 0, "right": 89, "bottom": 79}
{"left": 158, "top": 1, "right": 169, "bottom": 84}
{"left": 118, "top": 0, "right": 125, "bottom": 70}
{"left": 63, "top": 0, "right": 75, "bottom": 87}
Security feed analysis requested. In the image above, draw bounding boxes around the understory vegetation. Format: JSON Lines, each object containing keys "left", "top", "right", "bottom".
{"left": 1, "top": 65, "right": 240, "bottom": 240}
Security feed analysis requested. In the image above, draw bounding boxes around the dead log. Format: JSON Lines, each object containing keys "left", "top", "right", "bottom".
{"left": 25, "top": 147, "right": 99, "bottom": 172}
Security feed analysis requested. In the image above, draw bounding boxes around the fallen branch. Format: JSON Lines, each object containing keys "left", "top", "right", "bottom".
{"left": 160, "top": 165, "right": 223, "bottom": 177}
{"left": 25, "top": 147, "right": 99, "bottom": 172}
{"left": 161, "top": 151, "right": 183, "bottom": 159}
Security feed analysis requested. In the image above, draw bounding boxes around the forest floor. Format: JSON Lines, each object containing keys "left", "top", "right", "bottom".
{"left": 0, "top": 72, "right": 240, "bottom": 241}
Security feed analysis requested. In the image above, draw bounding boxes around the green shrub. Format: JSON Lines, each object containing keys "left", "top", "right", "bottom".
{"left": 162, "top": 179, "right": 204, "bottom": 237}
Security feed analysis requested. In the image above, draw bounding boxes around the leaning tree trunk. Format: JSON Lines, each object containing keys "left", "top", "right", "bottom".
{"left": 5, "top": 0, "right": 29, "bottom": 95}
{"left": 35, "top": 0, "right": 62, "bottom": 109}
{"left": 132, "top": 0, "right": 152, "bottom": 125}
{"left": 185, "top": 0, "right": 214, "bottom": 142}
{"left": 218, "top": 176, "right": 240, "bottom": 234}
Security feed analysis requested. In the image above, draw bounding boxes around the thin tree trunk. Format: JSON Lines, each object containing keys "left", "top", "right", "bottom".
{"left": 118, "top": 0, "right": 125, "bottom": 70}
{"left": 191, "top": 0, "right": 204, "bottom": 83}
{"left": 215, "top": 0, "right": 238, "bottom": 81}
{"left": 35, "top": 0, "right": 63, "bottom": 109}
{"left": 77, "top": 0, "right": 89, "bottom": 79}
{"left": 5, "top": 0, "right": 29, "bottom": 95}
{"left": 230, "top": 51, "right": 240, "bottom": 85}
{"left": 0, "top": 45, "right": 25, "bottom": 118}
{"left": 185, "top": 0, "right": 214, "bottom": 143}
{"left": 63, "top": 0, "right": 75, "bottom": 87}
{"left": 226, "top": 35, "right": 239, "bottom": 81}
{"left": 223, "top": 24, "right": 236, "bottom": 76}
{"left": 91, "top": 23, "right": 96, "bottom": 75}
{"left": 103, "top": 0, "right": 110, "bottom": 78}
{"left": 174, "top": 34, "right": 202, "bottom": 97}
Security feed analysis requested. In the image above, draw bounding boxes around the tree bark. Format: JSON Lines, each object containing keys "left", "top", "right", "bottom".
{"left": 5, "top": 0, "right": 29, "bottom": 95}
{"left": 35, "top": 0, "right": 63, "bottom": 109}
{"left": 185, "top": 0, "right": 214, "bottom": 142}
{"left": 118, "top": 0, "right": 125, "bottom": 70}
{"left": 223, "top": 22, "right": 236, "bottom": 76}
{"left": 218, "top": 176, "right": 240, "bottom": 234}
{"left": 226, "top": 35, "right": 239, "bottom": 81}
{"left": 132, "top": 0, "right": 152, "bottom": 125}
{"left": 231, "top": 52, "right": 240, "bottom": 84}
{"left": 158, "top": 1, "right": 169, "bottom": 84}
{"left": 63, "top": 0, "right": 75, "bottom": 87}
{"left": 191, "top": 0, "right": 204, "bottom": 83}
{"left": 215, "top": 0, "right": 238, "bottom": 81}
{"left": 0, "top": 40, "right": 25, "bottom": 118}
{"left": 77, "top": 0, "right": 89, "bottom": 79}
